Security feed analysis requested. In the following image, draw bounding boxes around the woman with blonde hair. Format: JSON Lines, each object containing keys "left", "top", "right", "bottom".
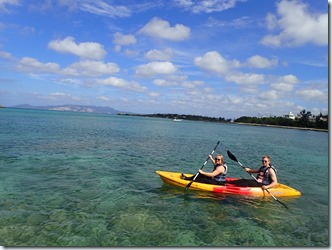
{"left": 182, "top": 154, "right": 228, "bottom": 185}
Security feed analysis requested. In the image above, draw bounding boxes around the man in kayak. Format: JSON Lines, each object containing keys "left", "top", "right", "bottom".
{"left": 228, "top": 155, "right": 278, "bottom": 190}
{"left": 181, "top": 154, "right": 228, "bottom": 185}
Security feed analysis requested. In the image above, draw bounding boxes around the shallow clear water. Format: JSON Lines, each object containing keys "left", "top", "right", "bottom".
{"left": 0, "top": 108, "right": 328, "bottom": 246}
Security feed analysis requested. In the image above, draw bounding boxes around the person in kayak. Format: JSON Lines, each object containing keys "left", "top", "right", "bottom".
{"left": 181, "top": 154, "right": 228, "bottom": 185}
{"left": 228, "top": 155, "right": 278, "bottom": 190}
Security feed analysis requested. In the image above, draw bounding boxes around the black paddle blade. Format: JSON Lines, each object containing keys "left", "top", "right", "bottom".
{"left": 266, "top": 189, "right": 289, "bottom": 209}
{"left": 227, "top": 150, "right": 238, "bottom": 162}
{"left": 185, "top": 180, "right": 194, "bottom": 191}
{"left": 278, "top": 200, "right": 289, "bottom": 209}
{"left": 185, "top": 173, "right": 199, "bottom": 191}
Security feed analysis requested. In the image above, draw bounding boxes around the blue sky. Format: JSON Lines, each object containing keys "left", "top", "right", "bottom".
{"left": 0, "top": 0, "right": 328, "bottom": 118}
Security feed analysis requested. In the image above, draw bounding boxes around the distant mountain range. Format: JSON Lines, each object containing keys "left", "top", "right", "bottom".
{"left": 11, "top": 104, "right": 129, "bottom": 115}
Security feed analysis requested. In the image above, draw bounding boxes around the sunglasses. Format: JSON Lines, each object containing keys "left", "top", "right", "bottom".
{"left": 262, "top": 160, "right": 268, "bottom": 163}
{"left": 215, "top": 158, "right": 221, "bottom": 161}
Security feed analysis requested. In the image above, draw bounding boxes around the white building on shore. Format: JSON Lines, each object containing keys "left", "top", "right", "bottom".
{"left": 284, "top": 112, "right": 295, "bottom": 120}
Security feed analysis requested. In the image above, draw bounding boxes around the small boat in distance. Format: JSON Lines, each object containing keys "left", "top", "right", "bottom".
{"left": 173, "top": 118, "right": 183, "bottom": 121}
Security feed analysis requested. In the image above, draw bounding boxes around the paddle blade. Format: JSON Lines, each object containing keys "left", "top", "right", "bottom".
{"left": 266, "top": 189, "right": 289, "bottom": 209}
{"left": 185, "top": 173, "right": 199, "bottom": 191}
{"left": 185, "top": 181, "right": 194, "bottom": 191}
{"left": 278, "top": 200, "right": 289, "bottom": 209}
{"left": 227, "top": 150, "right": 238, "bottom": 162}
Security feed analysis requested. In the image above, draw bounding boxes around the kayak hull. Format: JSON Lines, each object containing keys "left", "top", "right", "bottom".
{"left": 156, "top": 171, "right": 301, "bottom": 197}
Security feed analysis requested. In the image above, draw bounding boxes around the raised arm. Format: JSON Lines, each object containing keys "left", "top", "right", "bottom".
{"left": 208, "top": 154, "right": 215, "bottom": 165}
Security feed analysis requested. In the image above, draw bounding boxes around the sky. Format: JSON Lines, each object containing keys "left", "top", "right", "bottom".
{"left": 0, "top": 0, "right": 329, "bottom": 119}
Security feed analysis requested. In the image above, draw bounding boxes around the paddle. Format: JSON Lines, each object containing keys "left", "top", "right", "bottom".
{"left": 185, "top": 141, "right": 220, "bottom": 191}
{"left": 227, "top": 150, "right": 289, "bottom": 209}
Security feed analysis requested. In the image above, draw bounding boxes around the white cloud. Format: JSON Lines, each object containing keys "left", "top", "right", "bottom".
{"left": 259, "top": 90, "right": 280, "bottom": 100}
{"left": 261, "top": 0, "right": 328, "bottom": 47}
{"left": 135, "top": 61, "right": 177, "bottom": 77}
{"left": 228, "top": 96, "right": 242, "bottom": 105}
{"left": 124, "top": 49, "right": 139, "bottom": 57}
{"left": 194, "top": 51, "right": 240, "bottom": 75}
{"left": 271, "top": 74, "right": 299, "bottom": 91}
{"left": 174, "top": 0, "right": 242, "bottom": 13}
{"left": 17, "top": 57, "right": 60, "bottom": 74}
{"left": 113, "top": 32, "right": 136, "bottom": 45}
{"left": 148, "top": 92, "right": 160, "bottom": 97}
{"left": 16, "top": 56, "right": 119, "bottom": 78}
{"left": 0, "top": 0, "right": 20, "bottom": 12}
{"left": 225, "top": 72, "right": 265, "bottom": 85}
{"left": 296, "top": 89, "right": 327, "bottom": 101}
{"left": 152, "top": 75, "right": 203, "bottom": 89}
{"left": 153, "top": 79, "right": 176, "bottom": 87}
{"left": 96, "top": 77, "right": 147, "bottom": 92}
{"left": 63, "top": 60, "right": 119, "bottom": 76}
{"left": 0, "top": 50, "right": 13, "bottom": 59}
{"left": 145, "top": 48, "right": 173, "bottom": 61}
{"left": 204, "top": 16, "right": 252, "bottom": 29}
{"left": 195, "top": 51, "right": 267, "bottom": 85}
{"left": 138, "top": 17, "right": 190, "bottom": 41}
{"left": 98, "top": 96, "right": 110, "bottom": 101}
{"left": 246, "top": 55, "right": 278, "bottom": 68}
{"left": 271, "top": 83, "right": 293, "bottom": 92}
{"left": 265, "top": 13, "right": 278, "bottom": 30}
{"left": 48, "top": 92, "right": 80, "bottom": 101}
{"left": 153, "top": 75, "right": 186, "bottom": 87}
{"left": 182, "top": 80, "right": 204, "bottom": 88}
{"left": 48, "top": 36, "right": 106, "bottom": 60}
{"left": 280, "top": 74, "right": 299, "bottom": 84}
{"left": 78, "top": 0, "right": 131, "bottom": 18}
{"left": 58, "top": 78, "right": 82, "bottom": 85}
{"left": 114, "top": 45, "right": 121, "bottom": 52}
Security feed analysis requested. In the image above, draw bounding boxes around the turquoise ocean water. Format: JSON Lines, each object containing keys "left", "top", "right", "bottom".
{"left": 0, "top": 108, "right": 329, "bottom": 247}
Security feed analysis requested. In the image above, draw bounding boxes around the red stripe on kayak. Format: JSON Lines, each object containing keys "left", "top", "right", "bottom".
{"left": 212, "top": 185, "right": 252, "bottom": 195}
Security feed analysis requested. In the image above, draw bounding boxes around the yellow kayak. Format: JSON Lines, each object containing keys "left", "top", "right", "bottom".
{"left": 156, "top": 170, "right": 301, "bottom": 197}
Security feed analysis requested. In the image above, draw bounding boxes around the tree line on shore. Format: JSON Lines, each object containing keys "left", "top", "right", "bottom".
{"left": 235, "top": 110, "right": 328, "bottom": 130}
{"left": 120, "top": 113, "right": 231, "bottom": 122}
{"left": 119, "top": 109, "right": 328, "bottom": 130}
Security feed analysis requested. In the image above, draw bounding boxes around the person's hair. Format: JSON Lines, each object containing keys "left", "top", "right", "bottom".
{"left": 262, "top": 155, "right": 270, "bottom": 161}
{"left": 215, "top": 154, "right": 224, "bottom": 163}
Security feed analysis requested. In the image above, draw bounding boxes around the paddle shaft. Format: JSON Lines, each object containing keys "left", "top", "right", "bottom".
{"left": 185, "top": 141, "right": 220, "bottom": 191}
{"left": 227, "top": 150, "right": 289, "bottom": 209}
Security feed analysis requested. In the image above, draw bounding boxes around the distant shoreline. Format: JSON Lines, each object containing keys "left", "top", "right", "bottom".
{"left": 119, "top": 113, "right": 328, "bottom": 133}
{"left": 234, "top": 122, "right": 328, "bottom": 132}
{"left": 4, "top": 107, "right": 328, "bottom": 132}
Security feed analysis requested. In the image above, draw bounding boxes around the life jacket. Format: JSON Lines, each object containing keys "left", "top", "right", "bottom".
{"left": 256, "top": 165, "right": 277, "bottom": 185}
{"left": 213, "top": 163, "right": 228, "bottom": 183}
